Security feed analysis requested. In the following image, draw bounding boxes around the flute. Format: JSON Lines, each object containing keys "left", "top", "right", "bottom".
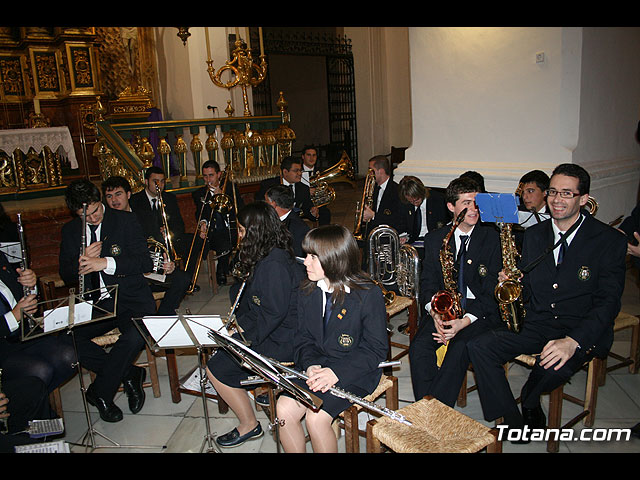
{"left": 79, "top": 203, "right": 87, "bottom": 297}
{"left": 275, "top": 361, "right": 412, "bottom": 426}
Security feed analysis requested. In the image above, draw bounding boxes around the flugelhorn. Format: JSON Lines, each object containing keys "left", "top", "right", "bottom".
{"left": 309, "top": 150, "right": 356, "bottom": 208}
{"left": 353, "top": 168, "right": 376, "bottom": 241}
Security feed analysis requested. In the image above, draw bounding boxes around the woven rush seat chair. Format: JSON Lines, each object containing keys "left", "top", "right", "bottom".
{"left": 337, "top": 374, "right": 399, "bottom": 453}
{"left": 598, "top": 312, "right": 639, "bottom": 385}
{"left": 366, "top": 395, "right": 501, "bottom": 453}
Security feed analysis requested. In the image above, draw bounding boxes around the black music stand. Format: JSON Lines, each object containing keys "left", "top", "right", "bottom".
{"left": 207, "top": 329, "right": 323, "bottom": 453}
{"left": 134, "top": 311, "right": 227, "bottom": 453}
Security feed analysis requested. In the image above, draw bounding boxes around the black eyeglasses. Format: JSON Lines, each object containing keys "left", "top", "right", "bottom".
{"left": 545, "top": 189, "right": 581, "bottom": 199}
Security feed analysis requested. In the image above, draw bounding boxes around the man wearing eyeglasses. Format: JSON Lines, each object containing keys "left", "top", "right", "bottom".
{"left": 467, "top": 163, "right": 627, "bottom": 441}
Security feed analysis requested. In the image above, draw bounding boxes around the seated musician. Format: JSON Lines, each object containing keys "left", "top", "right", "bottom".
{"left": 517, "top": 169, "right": 550, "bottom": 229}
{"left": 300, "top": 145, "right": 331, "bottom": 225}
{"left": 102, "top": 176, "right": 190, "bottom": 315}
{"left": 256, "top": 156, "right": 318, "bottom": 224}
{"left": 408, "top": 176, "right": 502, "bottom": 407}
{"left": 205, "top": 201, "right": 304, "bottom": 448}
{"left": 59, "top": 180, "right": 156, "bottom": 423}
{"left": 189, "top": 160, "right": 243, "bottom": 287}
{"left": 264, "top": 184, "right": 310, "bottom": 259}
{"left": 467, "top": 163, "right": 627, "bottom": 439}
{"left": 276, "top": 224, "right": 388, "bottom": 453}
{"left": 398, "top": 175, "right": 450, "bottom": 260}
{"left": 361, "top": 155, "right": 407, "bottom": 237}
{"left": 129, "top": 166, "right": 187, "bottom": 261}
{"left": 0, "top": 249, "right": 76, "bottom": 395}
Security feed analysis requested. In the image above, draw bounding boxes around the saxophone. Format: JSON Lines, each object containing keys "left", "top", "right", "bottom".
{"left": 494, "top": 222, "right": 525, "bottom": 332}
{"left": 430, "top": 208, "right": 467, "bottom": 322}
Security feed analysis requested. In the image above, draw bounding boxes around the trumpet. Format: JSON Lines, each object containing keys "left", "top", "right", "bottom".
{"left": 353, "top": 168, "right": 376, "bottom": 241}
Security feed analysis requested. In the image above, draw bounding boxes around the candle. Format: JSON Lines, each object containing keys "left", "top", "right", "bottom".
{"left": 33, "top": 98, "right": 40, "bottom": 115}
{"left": 259, "top": 27, "right": 264, "bottom": 56}
{"left": 205, "top": 27, "right": 211, "bottom": 62}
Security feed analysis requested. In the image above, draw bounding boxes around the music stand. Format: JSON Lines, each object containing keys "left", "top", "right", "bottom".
{"left": 134, "top": 311, "right": 227, "bottom": 453}
{"left": 475, "top": 193, "right": 520, "bottom": 225}
{"left": 207, "top": 329, "right": 323, "bottom": 453}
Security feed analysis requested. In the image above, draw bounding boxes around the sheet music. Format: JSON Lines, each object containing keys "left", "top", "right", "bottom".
{"left": 141, "top": 315, "right": 225, "bottom": 348}
{"left": 0, "top": 242, "right": 21, "bottom": 263}
{"left": 15, "top": 439, "right": 70, "bottom": 453}
{"left": 42, "top": 301, "right": 93, "bottom": 332}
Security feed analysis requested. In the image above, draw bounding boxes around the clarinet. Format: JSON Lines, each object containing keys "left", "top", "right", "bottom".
{"left": 0, "top": 368, "right": 8, "bottom": 434}
{"left": 275, "top": 362, "right": 412, "bottom": 426}
{"left": 79, "top": 203, "right": 87, "bottom": 297}
{"left": 16, "top": 213, "right": 37, "bottom": 297}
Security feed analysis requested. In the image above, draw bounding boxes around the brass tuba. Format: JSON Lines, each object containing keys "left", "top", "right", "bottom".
{"left": 353, "top": 168, "right": 376, "bottom": 241}
{"left": 309, "top": 150, "right": 356, "bottom": 208}
{"left": 368, "top": 224, "right": 400, "bottom": 287}
{"left": 494, "top": 222, "right": 525, "bottom": 332}
{"left": 431, "top": 208, "right": 467, "bottom": 323}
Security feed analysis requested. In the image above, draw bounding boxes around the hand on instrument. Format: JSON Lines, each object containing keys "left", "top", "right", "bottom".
{"left": 539, "top": 336, "right": 579, "bottom": 371}
{"left": 12, "top": 293, "right": 37, "bottom": 317}
{"left": 163, "top": 253, "right": 175, "bottom": 275}
{"left": 310, "top": 206, "right": 319, "bottom": 219}
{"left": 628, "top": 232, "right": 640, "bottom": 258}
{"left": 198, "top": 220, "right": 208, "bottom": 240}
{"left": 78, "top": 255, "right": 107, "bottom": 274}
{"left": 84, "top": 240, "right": 103, "bottom": 258}
{"left": 0, "top": 393, "right": 8, "bottom": 417}
{"left": 440, "top": 316, "right": 471, "bottom": 341}
{"left": 362, "top": 205, "right": 375, "bottom": 222}
{"left": 306, "top": 365, "right": 338, "bottom": 393}
{"left": 16, "top": 267, "right": 37, "bottom": 289}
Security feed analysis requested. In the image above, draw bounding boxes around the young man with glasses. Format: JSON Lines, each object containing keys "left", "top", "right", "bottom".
{"left": 467, "top": 163, "right": 627, "bottom": 441}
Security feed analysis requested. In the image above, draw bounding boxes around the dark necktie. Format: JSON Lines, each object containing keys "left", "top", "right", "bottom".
{"left": 0, "top": 290, "right": 11, "bottom": 316}
{"left": 557, "top": 232, "right": 567, "bottom": 267}
{"left": 88, "top": 224, "right": 101, "bottom": 302}
{"left": 323, "top": 291, "right": 333, "bottom": 329}
{"left": 413, "top": 205, "right": 422, "bottom": 239}
{"left": 457, "top": 235, "right": 469, "bottom": 309}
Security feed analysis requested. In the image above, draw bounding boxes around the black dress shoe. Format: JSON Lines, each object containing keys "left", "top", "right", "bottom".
{"left": 522, "top": 404, "right": 547, "bottom": 430}
{"left": 86, "top": 385, "right": 123, "bottom": 423}
{"left": 216, "top": 274, "right": 227, "bottom": 286}
{"left": 216, "top": 423, "right": 263, "bottom": 448}
{"left": 122, "top": 366, "right": 146, "bottom": 414}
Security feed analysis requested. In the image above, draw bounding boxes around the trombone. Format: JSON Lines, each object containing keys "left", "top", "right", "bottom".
{"left": 185, "top": 165, "right": 237, "bottom": 293}
{"left": 155, "top": 180, "right": 180, "bottom": 264}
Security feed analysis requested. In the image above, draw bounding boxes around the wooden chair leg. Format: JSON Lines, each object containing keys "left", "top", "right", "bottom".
{"left": 546, "top": 385, "right": 563, "bottom": 453}
{"left": 457, "top": 370, "right": 468, "bottom": 408}
{"left": 49, "top": 387, "right": 64, "bottom": 419}
{"left": 630, "top": 323, "right": 640, "bottom": 374}
{"left": 165, "top": 349, "right": 182, "bottom": 403}
{"left": 366, "top": 419, "right": 383, "bottom": 453}
{"left": 145, "top": 346, "right": 161, "bottom": 398}
{"left": 343, "top": 406, "right": 360, "bottom": 453}
{"left": 486, "top": 428, "right": 502, "bottom": 453}
{"left": 583, "top": 358, "right": 602, "bottom": 427}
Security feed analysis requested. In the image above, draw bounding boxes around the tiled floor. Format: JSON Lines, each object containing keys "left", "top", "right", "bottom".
{"left": 49, "top": 182, "right": 640, "bottom": 453}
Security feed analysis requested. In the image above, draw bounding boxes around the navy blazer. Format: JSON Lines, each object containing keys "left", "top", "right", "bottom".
{"left": 192, "top": 183, "right": 244, "bottom": 252}
{"left": 59, "top": 207, "right": 156, "bottom": 315}
{"left": 0, "top": 252, "right": 24, "bottom": 339}
{"left": 283, "top": 211, "right": 310, "bottom": 258}
{"left": 520, "top": 214, "right": 627, "bottom": 356}
{"left": 402, "top": 189, "right": 451, "bottom": 242}
{"left": 420, "top": 222, "right": 502, "bottom": 324}
{"left": 230, "top": 248, "right": 304, "bottom": 362}
{"left": 294, "top": 282, "right": 389, "bottom": 394}
{"left": 256, "top": 177, "right": 314, "bottom": 221}
{"left": 365, "top": 179, "right": 407, "bottom": 237}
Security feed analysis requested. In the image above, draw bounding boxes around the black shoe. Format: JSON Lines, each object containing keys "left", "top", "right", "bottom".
{"left": 216, "top": 424, "right": 263, "bottom": 448}
{"left": 255, "top": 394, "right": 269, "bottom": 407}
{"left": 397, "top": 322, "right": 410, "bottom": 335}
{"left": 122, "top": 366, "right": 146, "bottom": 414}
{"left": 216, "top": 274, "right": 227, "bottom": 286}
{"left": 86, "top": 385, "right": 123, "bottom": 423}
{"left": 522, "top": 404, "right": 547, "bottom": 430}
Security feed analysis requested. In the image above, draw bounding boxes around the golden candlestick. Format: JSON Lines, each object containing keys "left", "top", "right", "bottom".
{"left": 206, "top": 35, "right": 267, "bottom": 117}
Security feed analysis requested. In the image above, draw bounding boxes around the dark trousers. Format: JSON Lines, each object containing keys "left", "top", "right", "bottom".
{"left": 467, "top": 324, "right": 595, "bottom": 426}
{"left": 0, "top": 336, "right": 76, "bottom": 393}
{"left": 150, "top": 269, "right": 191, "bottom": 315}
{"left": 0, "top": 376, "right": 52, "bottom": 452}
{"left": 65, "top": 297, "right": 148, "bottom": 401}
{"left": 409, "top": 314, "right": 493, "bottom": 406}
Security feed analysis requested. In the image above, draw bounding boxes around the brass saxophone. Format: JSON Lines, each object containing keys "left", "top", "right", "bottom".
{"left": 494, "top": 222, "right": 525, "bottom": 332}
{"left": 430, "top": 208, "right": 467, "bottom": 323}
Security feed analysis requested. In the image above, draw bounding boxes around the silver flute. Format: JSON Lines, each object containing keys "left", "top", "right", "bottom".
{"left": 79, "top": 203, "right": 87, "bottom": 297}
{"left": 274, "top": 361, "right": 412, "bottom": 426}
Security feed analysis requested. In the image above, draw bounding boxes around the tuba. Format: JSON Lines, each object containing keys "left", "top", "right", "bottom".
{"left": 494, "top": 222, "right": 525, "bottom": 332}
{"left": 309, "top": 151, "right": 356, "bottom": 208}
{"left": 353, "top": 168, "right": 376, "bottom": 241}
{"left": 431, "top": 208, "right": 467, "bottom": 323}
{"left": 368, "top": 225, "right": 400, "bottom": 287}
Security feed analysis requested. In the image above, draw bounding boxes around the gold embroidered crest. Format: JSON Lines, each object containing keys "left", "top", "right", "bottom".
{"left": 384, "top": 209, "right": 391, "bottom": 216}
{"left": 110, "top": 244, "right": 121, "bottom": 256}
{"left": 578, "top": 266, "right": 591, "bottom": 281}
{"left": 252, "top": 295, "right": 261, "bottom": 305}
{"left": 478, "top": 264, "right": 488, "bottom": 277}
{"left": 338, "top": 334, "right": 353, "bottom": 348}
